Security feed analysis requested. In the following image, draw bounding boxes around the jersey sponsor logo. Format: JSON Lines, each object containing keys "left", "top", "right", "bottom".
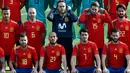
{"left": 10, "top": 27, "right": 14, "bottom": 32}
{"left": 56, "top": 51, "right": 60, "bottom": 56}
{"left": 58, "top": 23, "right": 67, "bottom": 32}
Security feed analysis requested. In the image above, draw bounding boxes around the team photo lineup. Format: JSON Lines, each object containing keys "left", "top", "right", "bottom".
{"left": 0, "top": 0, "right": 130, "bottom": 73}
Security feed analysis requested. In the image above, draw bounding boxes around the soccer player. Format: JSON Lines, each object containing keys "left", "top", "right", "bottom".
{"left": 9, "top": 33, "right": 38, "bottom": 73}
{"left": 110, "top": 4, "right": 130, "bottom": 51}
{"left": 39, "top": 32, "right": 67, "bottom": 73}
{"left": 71, "top": 28, "right": 101, "bottom": 73}
{"left": 0, "top": 7, "right": 19, "bottom": 66}
{"left": 25, "top": 0, "right": 46, "bottom": 27}
{"left": 47, "top": 1, "right": 78, "bottom": 71}
{"left": 104, "top": 0, "right": 129, "bottom": 20}
{"left": 79, "top": 2, "right": 111, "bottom": 55}
{"left": 102, "top": 28, "right": 130, "bottom": 73}
{"left": 0, "top": 0, "right": 25, "bottom": 25}
{"left": 19, "top": 8, "right": 46, "bottom": 56}
{"left": 0, "top": 47, "right": 6, "bottom": 73}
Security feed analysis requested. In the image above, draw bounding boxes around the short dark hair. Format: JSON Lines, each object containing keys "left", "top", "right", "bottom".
{"left": 80, "top": 28, "right": 89, "bottom": 35}
{"left": 2, "top": 6, "right": 10, "bottom": 11}
{"left": 19, "top": 33, "right": 27, "bottom": 38}
{"left": 111, "top": 28, "right": 120, "bottom": 34}
{"left": 90, "top": 2, "right": 100, "bottom": 8}
{"left": 57, "top": 0, "right": 66, "bottom": 7}
{"left": 116, "top": 4, "right": 126, "bottom": 11}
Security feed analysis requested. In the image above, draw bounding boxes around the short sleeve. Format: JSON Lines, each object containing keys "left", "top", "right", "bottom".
{"left": 72, "top": 45, "right": 78, "bottom": 56}
{"left": 92, "top": 43, "right": 99, "bottom": 54}
{"left": 10, "top": 48, "right": 16, "bottom": 61}
{"left": 40, "top": 47, "right": 45, "bottom": 57}
{"left": 0, "top": 47, "right": 4, "bottom": 58}
{"left": 60, "top": 46, "right": 66, "bottom": 55}
{"left": 102, "top": 44, "right": 108, "bottom": 55}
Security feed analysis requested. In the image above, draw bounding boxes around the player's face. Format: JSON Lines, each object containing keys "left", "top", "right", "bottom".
{"left": 49, "top": 32, "right": 58, "bottom": 45}
{"left": 117, "top": 8, "right": 126, "bottom": 18}
{"left": 28, "top": 8, "right": 36, "bottom": 20}
{"left": 80, "top": 32, "right": 89, "bottom": 43}
{"left": 90, "top": 6, "right": 99, "bottom": 15}
{"left": 2, "top": 10, "right": 10, "bottom": 21}
{"left": 57, "top": 2, "right": 66, "bottom": 14}
{"left": 19, "top": 36, "right": 28, "bottom": 48}
{"left": 111, "top": 32, "right": 120, "bottom": 43}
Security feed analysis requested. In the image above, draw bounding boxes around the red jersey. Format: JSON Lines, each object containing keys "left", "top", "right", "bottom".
{"left": 102, "top": 41, "right": 129, "bottom": 68}
{"left": 19, "top": 20, "right": 46, "bottom": 56}
{"left": 112, "top": 18, "right": 130, "bottom": 51}
{"left": 40, "top": 44, "right": 66, "bottom": 69}
{"left": 79, "top": 10, "right": 111, "bottom": 48}
{"left": 72, "top": 41, "right": 99, "bottom": 68}
{"left": 0, "top": 47, "right": 4, "bottom": 68}
{"left": 0, "top": 20, "right": 19, "bottom": 55}
{"left": 10, "top": 45, "right": 38, "bottom": 68}
{"left": 0, "top": 0, "right": 25, "bottom": 22}
{"left": 104, "top": 0, "right": 129, "bottom": 20}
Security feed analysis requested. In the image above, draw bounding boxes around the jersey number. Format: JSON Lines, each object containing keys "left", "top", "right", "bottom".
{"left": 4, "top": 33, "right": 9, "bottom": 39}
{"left": 31, "top": 32, "right": 35, "bottom": 38}
{"left": 93, "top": 23, "right": 98, "bottom": 29}
{"left": 83, "top": 54, "right": 87, "bottom": 60}
{"left": 50, "top": 57, "right": 56, "bottom": 62}
{"left": 120, "top": 31, "right": 125, "bottom": 37}
{"left": 22, "top": 59, "right": 27, "bottom": 65}
{"left": 114, "top": 54, "right": 117, "bottom": 60}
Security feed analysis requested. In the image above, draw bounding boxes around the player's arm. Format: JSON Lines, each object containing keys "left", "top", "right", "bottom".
{"left": 20, "top": 0, "right": 26, "bottom": 9}
{"left": 95, "top": 54, "right": 102, "bottom": 73}
{"left": 47, "top": 8, "right": 57, "bottom": 21}
{"left": 0, "top": 57, "right": 6, "bottom": 73}
{"left": 70, "top": 45, "right": 78, "bottom": 73}
{"left": 79, "top": 9, "right": 89, "bottom": 24}
{"left": 71, "top": 56, "right": 76, "bottom": 70}
{"left": 126, "top": 55, "right": 130, "bottom": 68}
{"left": 101, "top": 9, "right": 112, "bottom": 23}
{"left": 39, "top": 47, "right": 45, "bottom": 73}
{"left": 9, "top": 48, "right": 16, "bottom": 73}
{"left": 62, "top": 55, "right": 67, "bottom": 72}
{"left": 102, "top": 44, "right": 109, "bottom": 73}
{"left": 66, "top": 10, "right": 78, "bottom": 22}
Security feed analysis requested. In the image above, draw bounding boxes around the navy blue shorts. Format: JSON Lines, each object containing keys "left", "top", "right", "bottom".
{"left": 43, "top": 68, "right": 63, "bottom": 73}
{"left": 15, "top": 68, "right": 32, "bottom": 73}
{"left": 107, "top": 67, "right": 126, "bottom": 73}
{"left": 76, "top": 66, "right": 96, "bottom": 73}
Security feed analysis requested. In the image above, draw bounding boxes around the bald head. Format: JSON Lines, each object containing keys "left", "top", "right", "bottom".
{"left": 49, "top": 32, "right": 58, "bottom": 45}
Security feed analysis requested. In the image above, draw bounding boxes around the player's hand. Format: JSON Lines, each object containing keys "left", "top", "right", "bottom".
{"left": 95, "top": 68, "right": 102, "bottom": 73}
{"left": 39, "top": 69, "right": 46, "bottom": 73}
{"left": 71, "top": 68, "right": 78, "bottom": 73}
{"left": 1, "top": 69, "right": 5, "bottom": 73}
{"left": 31, "top": 68, "right": 37, "bottom": 73}
{"left": 10, "top": 69, "right": 16, "bottom": 73}
{"left": 60, "top": 70, "right": 67, "bottom": 73}
{"left": 124, "top": 69, "right": 130, "bottom": 73}
{"left": 99, "top": 8, "right": 105, "bottom": 12}
{"left": 103, "top": 68, "right": 109, "bottom": 73}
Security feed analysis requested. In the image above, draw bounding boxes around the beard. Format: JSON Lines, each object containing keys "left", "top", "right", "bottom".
{"left": 112, "top": 38, "right": 119, "bottom": 43}
{"left": 50, "top": 42, "right": 56, "bottom": 45}
{"left": 118, "top": 14, "right": 124, "bottom": 18}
